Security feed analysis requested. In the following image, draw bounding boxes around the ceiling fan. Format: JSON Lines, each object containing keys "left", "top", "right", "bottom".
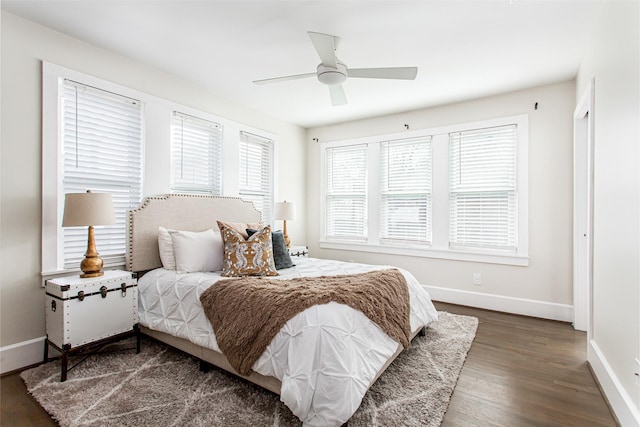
{"left": 253, "top": 31, "right": 418, "bottom": 107}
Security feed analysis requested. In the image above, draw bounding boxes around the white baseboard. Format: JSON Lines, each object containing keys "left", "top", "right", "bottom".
{"left": 0, "top": 336, "right": 47, "bottom": 374}
{"left": 588, "top": 340, "right": 640, "bottom": 427}
{"left": 424, "top": 284, "right": 573, "bottom": 322}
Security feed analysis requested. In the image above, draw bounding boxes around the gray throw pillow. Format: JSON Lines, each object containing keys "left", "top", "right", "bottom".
{"left": 246, "top": 228, "right": 294, "bottom": 270}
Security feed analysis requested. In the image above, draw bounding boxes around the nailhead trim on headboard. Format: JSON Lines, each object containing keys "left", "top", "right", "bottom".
{"left": 127, "top": 194, "right": 262, "bottom": 273}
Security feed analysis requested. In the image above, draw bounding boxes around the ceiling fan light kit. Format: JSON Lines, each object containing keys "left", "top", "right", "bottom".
{"left": 253, "top": 31, "right": 418, "bottom": 106}
{"left": 317, "top": 62, "right": 347, "bottom": 85}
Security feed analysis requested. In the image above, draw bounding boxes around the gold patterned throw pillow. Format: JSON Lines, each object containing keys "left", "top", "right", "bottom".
{"left": 217, "top": 222, "right": 278, "bottom": 277}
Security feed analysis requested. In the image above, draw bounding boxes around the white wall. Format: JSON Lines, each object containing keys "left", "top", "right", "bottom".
{"left": 0, "top": 12, "right": 307, "bottom": 370}
{"left": 576, "top": 0, "right": 640, "bottom": 424}
{"left": 306, "top": 81, "right": 576, "bottom": 320}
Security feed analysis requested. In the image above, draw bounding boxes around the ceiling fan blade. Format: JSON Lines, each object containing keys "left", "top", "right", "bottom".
{"left": 347, "top": 67, "right": 418, "bottom": 80}
{"left": 253, "top": 72, "right": 317, "bottom": 85}
{"left": 308, "top": 31, "right": 338, "bottom": 68}
{"left": 329, "top": 84, "right": 347, "bottom": 106}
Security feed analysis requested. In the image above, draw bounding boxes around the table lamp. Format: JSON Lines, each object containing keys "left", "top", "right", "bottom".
{"left": 62, "top": 190, "right": 116, "bottom": 278}
{"left": 274, "top": 201, "right": 296, "bottom": 248}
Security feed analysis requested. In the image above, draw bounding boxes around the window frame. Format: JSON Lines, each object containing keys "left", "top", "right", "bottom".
{"left": 320, "top": 115, "right": 529, "bottom": 266}
{"left": 238, "top": 131, "right": 275, "bottom": 227}
{"left": 170, "top": 111, "right": 223, "bottom": 195}
{"left": 379, "top": 136, "right": 433, "bottom": 246}
{"left": 324, "top": 144, "right": 369, "bottom": 242}
{"left": 59, "top": 79, "right": 144, "bottom": 270}
{"left": 42, "top": 63, "right": 151, "bottom": 275}
{"left": 448, "top": 124, "right": 518, "bottom": 252}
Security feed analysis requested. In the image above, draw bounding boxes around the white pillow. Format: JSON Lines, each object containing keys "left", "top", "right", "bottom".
{"left": 158, "top": 226, "right": 176, "bottom": 270}
{"left": 169, "top": 229, "right": 223, "bottom": 273}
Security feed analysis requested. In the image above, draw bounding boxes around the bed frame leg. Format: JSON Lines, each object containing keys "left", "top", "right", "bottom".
{"left": 419, "top": 326, "right": 426, "bottom": 337}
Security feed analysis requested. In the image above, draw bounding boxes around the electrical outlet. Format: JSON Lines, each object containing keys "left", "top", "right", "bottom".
{"left": 472, "top": 273, "right": 482, "bottom": 286}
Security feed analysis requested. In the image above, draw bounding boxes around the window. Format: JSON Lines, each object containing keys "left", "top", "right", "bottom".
{"left": 449, "top": 125, "right": 517, "bottom": 252}
{"left": 239, "top": 131, "right": 274, "bottom": 225}
{"left": 61, "top": 80, "right": 143, "bottom": 269}
{"left": 325, "top": 144, "right": 368, "bottom": 241}
{"left": 380, "top": 137, "right": 432, "bottom": 245}
{"left": 42, "top": 63, "right": 281, "bottom": 275}
{"left": 320, "top": 115, "right": 528, "bottom": 266}
{"left": 171, "top": 112, "right": 223, "bottom": 194}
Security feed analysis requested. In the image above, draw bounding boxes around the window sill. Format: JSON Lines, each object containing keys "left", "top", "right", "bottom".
{"left": 318, "top": 240, "right": 529, "bottom": 266}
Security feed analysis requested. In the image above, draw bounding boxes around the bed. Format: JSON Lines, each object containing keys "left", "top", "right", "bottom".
{"left": 127, "top": 194, "right": 439, "bottom": 426}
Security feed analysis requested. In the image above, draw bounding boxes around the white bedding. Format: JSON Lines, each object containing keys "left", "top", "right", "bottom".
{"left": 137, "top": 257, "right": 438, "bottom": 426}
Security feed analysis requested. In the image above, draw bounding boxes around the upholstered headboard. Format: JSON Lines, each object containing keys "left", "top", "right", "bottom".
{"left": 127, "top": 194, "right": 262, "bottom": 273}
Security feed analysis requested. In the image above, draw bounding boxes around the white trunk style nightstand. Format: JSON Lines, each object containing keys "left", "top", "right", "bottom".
{"left": 44, "top": 270, "right": 139, "bottom": 381}
{"left": 288, "top": 245, "right": 308, "bottom": 258}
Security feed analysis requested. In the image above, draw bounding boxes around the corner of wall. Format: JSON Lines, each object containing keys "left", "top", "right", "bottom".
{"left": 589, "top": 339, "right": 640, "bottom": 427}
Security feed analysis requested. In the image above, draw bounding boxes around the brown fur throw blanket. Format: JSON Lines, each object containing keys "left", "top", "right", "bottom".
{"left": 199, "top": 269, "right": 411, "bottom": 376}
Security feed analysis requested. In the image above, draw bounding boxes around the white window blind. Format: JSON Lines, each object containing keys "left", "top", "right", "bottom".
{"left": 61, "top": 80, "right": 143, "bottom": 269}
{"left": 171, "top": 112, "right": 222, "bottom": 194}
{"left": 239, "top": 131, "right": 274, "bottom": 225}
{"left": 449, "top": 124, "right": 517, "bottom": 252}
{"left": 380, "top": 137, "right": 432, "bottom": 245}
{"left": 325, "top": 144, "right": 368, "bottom": 241}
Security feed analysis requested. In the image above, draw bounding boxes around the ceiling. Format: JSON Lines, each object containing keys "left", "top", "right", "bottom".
{"left": 2, "top": 0, "right": 605, "bottom": 128}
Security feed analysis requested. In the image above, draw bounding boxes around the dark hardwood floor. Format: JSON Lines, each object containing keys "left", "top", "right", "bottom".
{"left": 436, "top": 302, "right": 616, "bottom": 427}
{"left": 1, "top": 302, "right": 617, "bottom": 426}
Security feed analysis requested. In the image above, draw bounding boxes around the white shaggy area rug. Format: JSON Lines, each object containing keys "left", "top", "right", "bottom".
{"left": 22, "top": 312, "right": 478, "bottom": 427}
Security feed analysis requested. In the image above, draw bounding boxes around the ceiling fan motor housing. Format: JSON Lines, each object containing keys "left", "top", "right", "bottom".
{"left": 317, "top": 62, "right": 347, "bottom": 85}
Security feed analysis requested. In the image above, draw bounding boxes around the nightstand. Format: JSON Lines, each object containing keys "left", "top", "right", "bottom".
{"left": 44, "top": 270, "right": 139, "bottom": 381}
{"left": 289, "top": 245, "right": 308, "bottom": 258}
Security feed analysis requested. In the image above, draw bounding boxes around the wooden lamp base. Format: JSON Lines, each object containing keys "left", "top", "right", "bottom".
{"left": 80, "top": 225, "right": 104, "bottom": 278}
{"left": 283, "top": 219, "right": 291, "bottom": 248}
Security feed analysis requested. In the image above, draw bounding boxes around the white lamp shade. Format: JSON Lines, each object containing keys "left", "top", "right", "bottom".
{"left": 62, "top": 192, "right": 116, "bottom": 227}
{"left": 274, "top": 201, "right": 296, "bottom": 221}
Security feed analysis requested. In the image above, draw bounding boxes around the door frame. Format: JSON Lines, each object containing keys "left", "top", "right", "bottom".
{"left": 572, "top": 78, "right": 595, "bottom": 333}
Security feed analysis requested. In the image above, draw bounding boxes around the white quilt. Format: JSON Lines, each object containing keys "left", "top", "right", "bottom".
{"left": 137, "top": 257, "right": 438, "bottom": 426}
